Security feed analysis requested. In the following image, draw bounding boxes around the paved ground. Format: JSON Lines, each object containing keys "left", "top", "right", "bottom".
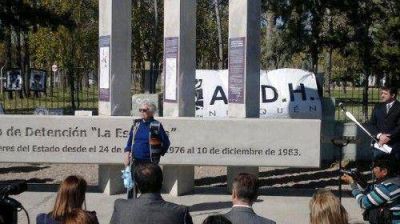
{"left": 1, "top": 163, "right": 371, "bottom": 224}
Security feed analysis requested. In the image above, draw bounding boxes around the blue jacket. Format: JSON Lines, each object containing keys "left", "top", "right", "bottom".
{"left": 124, "top": 118, "right": 170, "bottom": 161}
{"left": 36, "top": 212, "right": 99, "bottom": 224}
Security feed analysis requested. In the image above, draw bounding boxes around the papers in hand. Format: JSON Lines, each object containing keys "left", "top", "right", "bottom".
{"left": 373, "top": 143, "right": 392, "bottom": 154}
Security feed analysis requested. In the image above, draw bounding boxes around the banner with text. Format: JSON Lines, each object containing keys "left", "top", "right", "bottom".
{"left": 194, "top": 68, "right": 322, "bottom": 119}
{"left": 0, "top": 116, "right": 320, "bottom": 167}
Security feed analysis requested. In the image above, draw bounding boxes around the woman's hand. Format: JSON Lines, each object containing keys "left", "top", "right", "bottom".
{"left": 123, "top": 152, "right": 131, "bottom": 167}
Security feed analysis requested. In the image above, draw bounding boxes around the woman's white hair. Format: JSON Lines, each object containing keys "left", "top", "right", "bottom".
{"left": 141, "top": 102, "right": 157, "bottom": 112}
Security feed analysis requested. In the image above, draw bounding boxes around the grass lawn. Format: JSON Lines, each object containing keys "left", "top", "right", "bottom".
{"left": 0, "top": 86, "right": 98, "bottom": 114}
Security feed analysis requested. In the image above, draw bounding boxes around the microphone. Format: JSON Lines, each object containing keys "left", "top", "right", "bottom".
{"left": 338, "top": 102, "right": 346, "bottom": 112}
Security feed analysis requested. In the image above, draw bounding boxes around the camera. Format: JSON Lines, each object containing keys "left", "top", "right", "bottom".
{"left": 341, "top": 168, "right": 368, "bottom": 189}
{"left": 149, "top": 122, "right": 163, "bottom": 164}
{"left": 0, "top": 181, "right": 28, "bottom": 224}
{"left": 0, "top": 181, "right": 27, "bottom": 198}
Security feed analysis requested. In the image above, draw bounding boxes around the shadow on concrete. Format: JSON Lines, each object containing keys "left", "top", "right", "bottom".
{"left": 195, "top": 167, "right": 337, "bottom": 187}
{"left": 193, "top": 162, "right": 373, "bottom": 197}
{"left": 22, "top": 184, "right": 101, "bottom": 193}
{"left": 0, "top": 179, "right": 100, "bottom": 193}
{"left": 0, "top": 165, "right": 50, "bottom": 174}
{"left": 0, "top": 178, "right": 54, "bottom": 185}
{"left": 260, "top": 187, "right": 353, "bottom": 198}
{"left": 258, "top": 170, "right": 338, "bottom": 186}
{"left": 190, "top": 201, "right": 232, "bottom": 212}
{"left": 258, "top": 168, "right": 321, "bottom": 178}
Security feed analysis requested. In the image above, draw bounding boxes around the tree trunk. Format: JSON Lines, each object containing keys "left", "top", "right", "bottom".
{"left": 266, "top": 11, "right": 274, "bottom": 44}
{"left": 362, "top": 46, "right": 371, "bottom": 122}
{"left": 326, "top": 9, "right": 333, "bottom": 97}
{"left": 214, "top": 0, "right": 223, "bottom": 69}
{"left": 68, "top": 32, "right": 76, "bottom": 110}
{"left": 6, "top": 26, "right": 12, "bottom": 68}
{"left": 23, "top": 31, "right": 30, "bottom": 97}
{"left": 326, "top": 47, "right": 333, "bottom": 97}
{"left": 150, "top": 0, "right": 159, "bottom": 93}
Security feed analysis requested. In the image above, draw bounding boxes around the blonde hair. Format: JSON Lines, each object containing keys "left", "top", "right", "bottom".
{"left": 65, "top": 209, "right": 97, "bottom": 224}
{"left": 309, "top": 189, "right": 349, "bottom": 224}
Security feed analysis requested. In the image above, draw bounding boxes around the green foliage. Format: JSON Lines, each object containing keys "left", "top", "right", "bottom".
{"left": 0, "top": 0, "right": 399, "bottom": 96}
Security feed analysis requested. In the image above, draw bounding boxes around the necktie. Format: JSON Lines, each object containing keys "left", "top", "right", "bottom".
{"left": 387, "top": 103, "right": 391, "bottom": 114}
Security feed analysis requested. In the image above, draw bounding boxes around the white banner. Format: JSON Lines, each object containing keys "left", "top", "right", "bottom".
{"left": 195, "top": 68, "right": 322, "bottom": 119}
{"left": 195, "top": 70, "right": 228, "bottom": 117}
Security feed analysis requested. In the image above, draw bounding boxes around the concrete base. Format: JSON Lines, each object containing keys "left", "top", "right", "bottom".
{"left": 98, "top": 165, "right": 125, "bottom": 195}
{"left": 162, "top": 165, "right": 194, "bottom": 196}
{"left": 227, "top": 166, "right": 259, "bottom": 192}
{"left": 335, "top": 122, "right": 372, "bottom": 161}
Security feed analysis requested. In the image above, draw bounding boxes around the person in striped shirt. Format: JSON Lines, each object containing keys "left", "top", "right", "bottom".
{"left": 342, "top": 156, "right": 400, "bottom": 224}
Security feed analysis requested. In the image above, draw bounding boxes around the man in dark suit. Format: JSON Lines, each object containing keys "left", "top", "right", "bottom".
{"left": 370, "top": 85, "right": 400, "bottom": 160}
{"left": 224, "top": 173, "right": 276, "bottom": 224}
{"left": 110, "top": 163, "right": 193, "bottom": 224}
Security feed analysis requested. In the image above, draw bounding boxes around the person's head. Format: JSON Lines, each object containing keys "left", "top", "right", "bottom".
{"left": 64, "top": 209, "right": 96, "bottom": 224}
{"left": 139, "top": 102, "right": 156, "bottom": 120}
{"left": 372, "top": 155, "right": 398, "bottom": 180}
{"left": 231, "top": 173, "right": 259, "bottom": 206}
{"left": 380, "top": 86, "right": 398, "bottom": 103}
{"left": 309, "top": 189, "right": 348, "bottom": 224}
{"left": 51, "top": 175, "right": 87, "bottom": 221}
{"left": 202, "top": 215, "right": 232, "bottom": 224}
{"left": 134, "top": 163, "right": 163, "bottom": 194}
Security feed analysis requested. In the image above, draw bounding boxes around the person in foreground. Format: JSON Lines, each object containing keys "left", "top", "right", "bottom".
{"left": 110, "top": 163, "right": 193, "bottom": 224}
{"left": 36, "top": 175, "right": 98, "bottom": 224}
{"left": 202, "top": 215, "right": 232, "bottom": 224}
{"left": 309, "top": 189, "right": 348, "bottom": 224}
{"left": 65, "top": 209, "right": 98, "bottom": 224}
{"left": 224, "top": 173, "right": 276, "bottom": 224}
{"left": 342, "top": 155, "right": 400, "bottom": 224}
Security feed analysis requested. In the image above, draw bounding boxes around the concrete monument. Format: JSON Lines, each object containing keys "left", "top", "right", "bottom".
{"left": 162, "top": 0, "right": 197, "bottom": 196}
{"left": 98, "top": 0, "right": 131, "bottom": 195}
{"left": 227, "top": 0, "right": 261, "bottom": 191}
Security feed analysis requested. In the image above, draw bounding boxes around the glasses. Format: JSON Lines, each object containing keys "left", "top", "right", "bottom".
{"left": 139, "top": 108, "right": 149, "bottom": 113}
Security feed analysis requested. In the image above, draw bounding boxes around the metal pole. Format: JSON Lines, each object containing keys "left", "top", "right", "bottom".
{"left": 331, "top": 138, "right": 349, "bottom": 203}
{"left": 339, "top": 145, "right": 343, "bottom": 202}
{"left": 0, "top": 64, "right": 6, "bottom": 94}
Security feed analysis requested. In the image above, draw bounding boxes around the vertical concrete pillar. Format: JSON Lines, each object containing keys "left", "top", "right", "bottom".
{"left": 162, "top": 0, "right": 196, "bottom": 196}
{"left": 227, "top": 0, "right": 261, "bottom": 192}
{"left": 98, "top": 0, "right": 131, "bottom": 195}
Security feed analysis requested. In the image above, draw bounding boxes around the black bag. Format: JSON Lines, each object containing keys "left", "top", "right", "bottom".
{"left": 363, "top": 206, "right": 392, "bottom": 224}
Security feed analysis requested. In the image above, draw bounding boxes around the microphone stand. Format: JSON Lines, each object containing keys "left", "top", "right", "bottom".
{"left": 331, "top": 137, "right": 350, "bottom": 203}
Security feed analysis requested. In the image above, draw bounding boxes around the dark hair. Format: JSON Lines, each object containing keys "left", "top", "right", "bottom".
{"left": 134, "top": 163, "right": 163, "bottom": 193}
{"left": 232, "top": 173, "right": 259, "bottom": 203}
{"left": 202, "top": 215, "right": 232, "bottom": 224}
{"left": 373, "top": 155, "right": 398, "bottom": 177}
{"left": 381, "top": 85, "right": 398, "bottom": 97}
